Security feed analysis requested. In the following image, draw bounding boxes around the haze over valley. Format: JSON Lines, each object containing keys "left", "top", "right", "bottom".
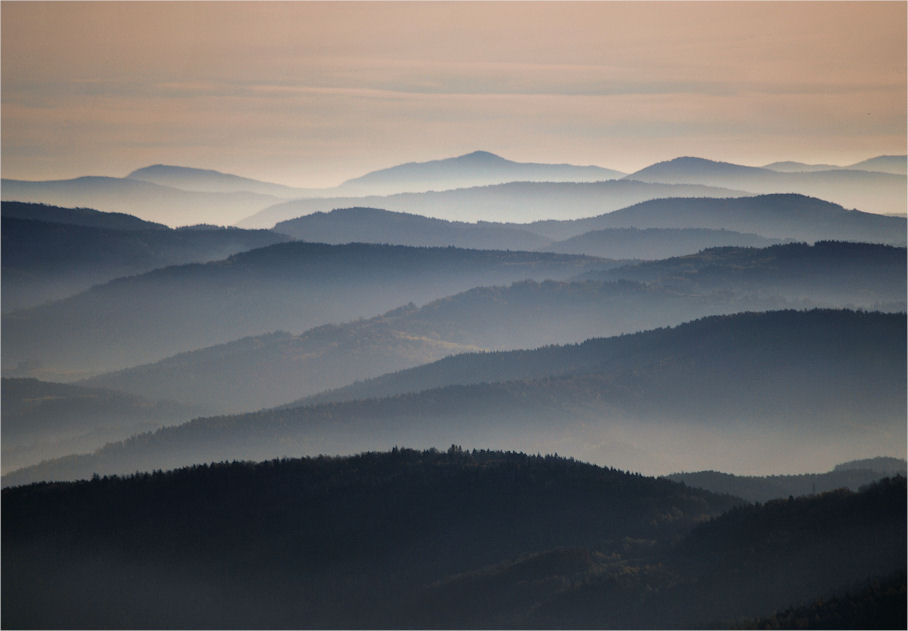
{"left": 2, "top": 2, "right": 905, "bottom": 628}
{"left": 2, "top": 150, "right": 905, "bottom": 628}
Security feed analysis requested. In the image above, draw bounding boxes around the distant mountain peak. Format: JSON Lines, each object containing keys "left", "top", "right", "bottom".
{"left": 128, "top": 164, "right": 230, "bottom": 178}
{"left": 628, "top": 156, "right": 769, "bottom": 179}
{"left": 659, "top": 156, "right": 732, "bottom": 167}
{"left": 337, "top": 151, "right": 625, "bottom": 195}
{"left": 457, "top": 150, "right": 506, "bottom": 161}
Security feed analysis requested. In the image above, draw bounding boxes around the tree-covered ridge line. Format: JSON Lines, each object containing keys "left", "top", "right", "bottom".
{"left": 3, "top": 239, "right": 610, "bottom": 380}
{"left": 2, "top": 448, "right": 903, "bottom": 629}
{"left": 77, "top": 240, "right": 906, "bottom": 415}
{"left": 296, "top": 308, "right": 906, "bottom": 407}
{"left": 5, "top": 308, "right": 904, "bottom": 486}
{"left": 729, "top": 572, "right": 906, "bottom": 630}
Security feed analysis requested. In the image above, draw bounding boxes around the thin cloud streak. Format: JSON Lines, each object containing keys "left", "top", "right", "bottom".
{"left": 2, "top": 1, "right": 904, "bottom": 186}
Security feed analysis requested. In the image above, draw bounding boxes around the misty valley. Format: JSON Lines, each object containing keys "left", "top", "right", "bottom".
{"left": 2, "top": 150, "right": 906, "bottom": 629}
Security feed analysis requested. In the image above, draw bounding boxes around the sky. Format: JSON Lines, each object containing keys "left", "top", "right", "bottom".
{"left": 2, "top": 1, "right": 906, "bottom": 188}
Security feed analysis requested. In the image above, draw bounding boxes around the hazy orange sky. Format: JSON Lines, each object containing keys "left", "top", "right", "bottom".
{"left": 2, "top": 1, "right": 905, "bottom": 187}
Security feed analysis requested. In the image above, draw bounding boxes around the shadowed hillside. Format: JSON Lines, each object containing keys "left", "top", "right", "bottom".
{"left": 587, "top": 241, "right": 907, "bottom": 309}
{"left": 77, "top": 278, "right": 785, "bottom": 412}
{"left": 2, "top": 200, "right": 168, "bottom": 230}
{"left": 3, "top": 450, "right": 903, "bottom": 629}
{"left": 80, "top": 241, "right": 905, "bottom": 412}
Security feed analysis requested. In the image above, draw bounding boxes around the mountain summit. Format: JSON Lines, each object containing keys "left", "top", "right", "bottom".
{"left": 626, "top": 156, "right": 906, "bottom": 215}
{"left": 337, "top": 150, "right": 624, "bottom": 195}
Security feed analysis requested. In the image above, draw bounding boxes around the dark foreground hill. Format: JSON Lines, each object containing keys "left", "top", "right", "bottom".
{"left": 2, "top": 242, "right": 608, "bottom": 380}
{"left": 2, "top": 204, "right": 290, "bottom": 311}
{"left": 2, "top": 450, "right": 903, "bottom": 629}
{"left": 731, "top": 573, "right": 906, "bottom": 630}
{"left": 9, "top": 309, "right": 904, "bottom": 485}
{"left": 667, "top": 457, "right": 908, "bottom": 503}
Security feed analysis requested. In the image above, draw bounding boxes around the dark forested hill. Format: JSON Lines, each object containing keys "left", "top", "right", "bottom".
{"left": 2, "top": 450, "right": 903, "bottom": 629}
{"left": 532, "top": 477, "right": 906, "bottom": 629}
{"left": 666, "top": 458, "right": 908, "bottom": 502}
{"left": 587, "top": 241, "right": 907, "bottom": 309}
{"left": 2, "top": 200, "right": 168, "bottom": 230}
{"left": 9, "top": 310, "right": 904, "bottom": 485}
{"left": 294, "top": 308, "right": 905, "bottom": 410}
{"left": 731, "top": 573, "right": 906, "bottom": 630}
{"left": 1, "top": 378, "right": 204, "bottom": 474}
{"left": 2, "top": 211, "right": 290, "bottom": 311}
{"left": 520, "top": 194, "right": 906, "bottom": 244}
{"left": 2, "top": 242, "right": 609, "bottom": 380}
